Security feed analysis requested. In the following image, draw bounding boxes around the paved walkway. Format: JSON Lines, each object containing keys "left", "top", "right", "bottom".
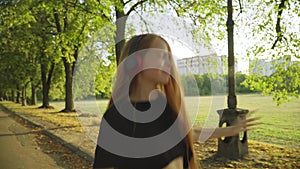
{"left": 0, "top": 108, "right": 63, "bottom": 169}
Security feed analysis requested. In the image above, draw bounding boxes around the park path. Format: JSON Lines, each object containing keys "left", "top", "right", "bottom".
{"left": 0, "top": 107, "right": 64, "bottom": 169}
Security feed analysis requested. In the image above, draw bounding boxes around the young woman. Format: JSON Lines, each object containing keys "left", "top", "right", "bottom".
{"left": 93, "top": 34, "right": 259, "bottom": 169}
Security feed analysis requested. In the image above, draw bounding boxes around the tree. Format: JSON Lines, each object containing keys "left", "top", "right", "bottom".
{"left": 28, "top": 3, "right": 59, "bottom": 108}
{"left": 241, "top": 0, "right": 300, "bottom": 105}
{"left": 0, "top": 0, "right": 41, "bottom": 106}
{"left": 1, "top": 0, "right": 116, "bottom": 110}
{"left": 169, "top": 0, "right": 299, "bottom": 105}
{"left": 73, "top": 32, "right": 116, "bottom": 100}
{"left": 47, "top": 0, "right": 112, "bottom": 112}
{"left": 113, "top": 0, "right": 148, "bottom": 64}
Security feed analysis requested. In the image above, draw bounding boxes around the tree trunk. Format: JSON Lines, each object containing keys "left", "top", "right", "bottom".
{"left": 227, "top": 0, "right": 237, "bottom": 109}
{"left": 21, "top": 85, "right": 27, "bottom": 106}
{"left": 54, "top": 9, "right": 75, "bottom": 112}
{"left": 40, "top": 62, "right": 50, "bottom": 108}
{"left": 39, "top": 58, "right": 55, "bottom": 109}
{"left": 115, "top": 8, "right": 127, "bottom": 65}
{"left": 114, "top": 0, "right": 148, "bottom": 64}
{"left": 4, "top": 93, "right": 8, "bottom": 101}
{"left": 31, "top": 87, "right": 37, "bottom": 105}
{"left": 11, "top": 89, "right": 15, "bottom": 102}
{"left": 62, "top": 58, "right": 75, "bottom": 112}
{"left": 30, "top": 78, "right": 37, "bottom": 105}
{"left": 0, "top": 91, "right": 7, "bottom": 101}
{"left": 16, "top": 84, "right": 21, "bottom": 103}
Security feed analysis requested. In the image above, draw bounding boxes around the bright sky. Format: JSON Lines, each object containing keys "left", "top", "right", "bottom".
{"left": 167, "top": 37, "right": 250, "bottom": 73}
{"left": 124, "top": 5, "right": 299, "bottom": 74}
{"left": 167, "top": 1, "right": 299, "bottom": 74}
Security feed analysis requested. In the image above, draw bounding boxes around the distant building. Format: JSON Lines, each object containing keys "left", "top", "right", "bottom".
{"left": 176, "top": 55, "right": 227, "bottom": 75}
{"left": 250, "top": 56, "right": 293, "bottom": 76}
{"left": 250, "top": 60, "right": 275, "bottom": 76}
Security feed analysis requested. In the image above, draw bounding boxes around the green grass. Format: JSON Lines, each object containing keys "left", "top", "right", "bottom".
{"left": 50, "top": 94, "right": 300, "bottom": 148}
{"left": 182, "top": 94, "right": 300, "bottom": 148}
{"left": 237, "top": 94, "right": 300, "bottom": 148}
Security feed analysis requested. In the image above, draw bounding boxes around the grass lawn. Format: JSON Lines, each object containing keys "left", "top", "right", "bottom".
{"left": 52, "top": 94, "right": 299, "bottom": 148}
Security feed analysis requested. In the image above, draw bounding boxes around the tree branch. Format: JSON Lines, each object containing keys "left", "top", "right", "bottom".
{"left": 126, "top": 0, "right": 147, "bottom": 16}
{"left": 234, "top": 0, "right": 243, "bottom": 21}
{"left": 133, "top": 8, "right": 151, "bottom": 32}
{"left": 271, "top": 0, "right": 287, "bottom": 49}
{"left": 47, "top": 62, "right": 55, "bottom": 86}
{"left": 168, "top": 1, "right": 181, "bottom": 17}
{"left": 53, "top": 9, "right": 62, "bottom": 33}
{"left": 124, "top": 0, "right": 132, "bottom": 5}
{"left": 168, "top": 0, "right": 205, "bottom": 22}
{"left": 69, "top": 0, "right": 111, "bottom": 21}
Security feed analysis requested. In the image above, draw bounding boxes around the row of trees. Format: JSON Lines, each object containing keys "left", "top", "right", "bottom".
{"left": 181, "top": 73, "right": 259, "bottom": 96}
{"left": 0, "top": 0, "right": 299, "bottom": 111}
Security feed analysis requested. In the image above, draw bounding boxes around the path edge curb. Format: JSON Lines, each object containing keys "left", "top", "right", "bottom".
{"left": 0, "top": 103, "right": 94, "bottom": 163}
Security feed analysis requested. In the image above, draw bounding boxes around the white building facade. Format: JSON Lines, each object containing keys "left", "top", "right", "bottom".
{"left": 176, "top": 55, "right": 227, "bottom": 75}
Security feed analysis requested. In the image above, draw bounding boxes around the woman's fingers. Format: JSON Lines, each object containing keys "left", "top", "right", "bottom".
{"left": 246, "top": 122, "right": 262, "bottom": 127}
{"left": 245, "top": 116, "right": 262, "bottom": 123}
{"left": 241, "top": 117, "right": 262, "bottom": 131}
{"left": 237, "top": 117, "right": 261, "bottom": 127}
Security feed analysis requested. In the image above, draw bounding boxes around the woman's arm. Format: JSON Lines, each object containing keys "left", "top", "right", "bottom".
{"left": 193, "top": 117, "right": 260, "bottom": 142}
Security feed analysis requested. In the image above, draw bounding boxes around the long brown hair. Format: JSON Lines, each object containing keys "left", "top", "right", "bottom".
{"left": 107, "top": 33, "right": 198, "bottom": 169}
